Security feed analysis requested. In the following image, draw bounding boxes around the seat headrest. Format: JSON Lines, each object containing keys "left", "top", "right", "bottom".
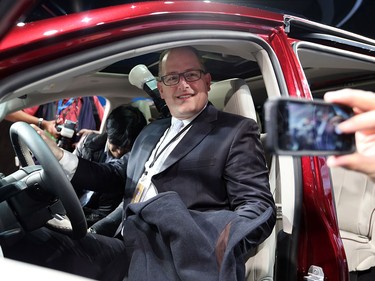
{"left": 208, "top": 78, "right": 257, "bottom": 121}
{"left": 331, "top": 166, "right": 375, "bottom": 236}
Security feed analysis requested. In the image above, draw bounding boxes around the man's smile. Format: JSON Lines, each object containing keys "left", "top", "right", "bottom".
{"left": 176, "top": 93, "right": 196, "bottom": 100}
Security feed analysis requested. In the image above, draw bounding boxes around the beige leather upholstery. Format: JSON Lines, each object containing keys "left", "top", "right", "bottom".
{"left": 331, "top": 167, "right": 375, "bottom": 272}
{"left": 208, "top": 78, "right": 276, "bottom": 281}
{"left": 208, "top": 78, "right": 257, "bottom": 122}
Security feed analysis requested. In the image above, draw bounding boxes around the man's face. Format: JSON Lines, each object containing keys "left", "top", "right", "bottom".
{"left": 157, "top": 48, "right": 211, "bottom": 120}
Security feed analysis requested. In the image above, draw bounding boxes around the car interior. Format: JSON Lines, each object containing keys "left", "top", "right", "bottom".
{"left": 295, "top": 40, "right": 375, "bottom": 279}
{"left": 0, "top": 27, "right": 375, "bottom": 280}
{"left": 330, "top": 167, "right": 375, "bottom": 274}
{"left": 0, "top": 33, "right": 293, "bottom": 279}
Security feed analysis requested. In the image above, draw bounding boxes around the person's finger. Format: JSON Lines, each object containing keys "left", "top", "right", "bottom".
{"left": 327, "top": 153, "right": 375, "bottom": 178}
{"left": 77, "top": 128, "right": 88, "bottom": 135}
{"left": 336, "top": 110, "right": 375, "bottom": 133}
{"left": 31, "top": 124, "right": 64, "bottom": 160}
{"left": 30, "top": 124, "right": 46, "bottom": 138}
{"left": 324, "top": 89, "right": 375, "bottom": 112}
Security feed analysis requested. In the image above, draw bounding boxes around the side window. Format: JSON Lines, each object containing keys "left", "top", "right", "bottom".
{"left": 29, "top": 96, "right": 105, "bottom": 151}
{"left": 294, "top": 42, "right": 375, "bottom": 99}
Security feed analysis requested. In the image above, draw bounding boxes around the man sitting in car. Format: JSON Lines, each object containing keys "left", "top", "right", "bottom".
{"left": 3, "top": 46, "right": 276, "bottom": 281}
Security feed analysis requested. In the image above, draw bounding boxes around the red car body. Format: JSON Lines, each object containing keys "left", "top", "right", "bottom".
{"left": 0, "top": 3, "right": 285, "bottom": 78}
{"left": 1, "top": 1, "right": 375, "bottom": 280}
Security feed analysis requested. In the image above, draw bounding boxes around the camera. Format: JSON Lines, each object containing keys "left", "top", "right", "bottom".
{"left": 264, "top": 97, "right": 356, "bottom": 156}
{"left": 56, "top": 120, "right": 77, "bottom": 152}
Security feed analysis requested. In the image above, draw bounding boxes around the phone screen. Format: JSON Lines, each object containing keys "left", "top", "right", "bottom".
{"left": 265, "top": 98, "right": 356, "bottom": 155}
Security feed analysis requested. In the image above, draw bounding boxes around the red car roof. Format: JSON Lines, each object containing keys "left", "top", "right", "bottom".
{"left": 0, "top": 1, "right": 285, "bottom": 78}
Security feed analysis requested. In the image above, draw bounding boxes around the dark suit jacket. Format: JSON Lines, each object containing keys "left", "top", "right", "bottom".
{"left": 73, "top": 103, "right": 275, "bottom": 255}
{"left": 122, "top": 191, "right": 275, "bottom": 281}
{"left": 124, "top": 103, "right": 276, "bottom": 254}
{"left": 71, "top": 152, "right": 126, "bottom": 194}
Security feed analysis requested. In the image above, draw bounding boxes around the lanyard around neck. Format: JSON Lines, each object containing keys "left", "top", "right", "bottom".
{"left": 57, "top": 98, "right": 75, "bottom": 116}
{"left": 148, "top": 121, "right": 193, "bottom": 169}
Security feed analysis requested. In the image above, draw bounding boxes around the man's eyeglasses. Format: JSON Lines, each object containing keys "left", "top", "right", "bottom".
{"left": 160, "top": 69, "right": 205, "bottom": 86}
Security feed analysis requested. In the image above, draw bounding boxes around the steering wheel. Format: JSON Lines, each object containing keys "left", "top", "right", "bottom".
{"left": 9, "top": 122, "right": 87, "bottom": 239}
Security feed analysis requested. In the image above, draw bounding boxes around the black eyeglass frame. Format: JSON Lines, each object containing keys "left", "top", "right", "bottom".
{"left": 159, "top": 69, "right": 206, "bottom": 86}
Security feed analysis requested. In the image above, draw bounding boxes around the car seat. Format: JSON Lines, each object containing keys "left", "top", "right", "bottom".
{"left": 331, "top": 166, "right": 375, "bottom": 272}
{"left": 208, "top": 78, "right": 276, "bottom": 281}
{"left": 208, "top": 78, "right": 257, "bottom": 122}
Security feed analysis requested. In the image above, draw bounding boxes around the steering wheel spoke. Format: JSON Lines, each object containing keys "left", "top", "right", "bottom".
{"left": 9, "top": 122, "right": 87, "bottom": 239}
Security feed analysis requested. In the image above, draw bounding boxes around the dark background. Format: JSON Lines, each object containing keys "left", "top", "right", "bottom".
{"left": 25, "top": 0, "right": 375, "bottom": 40}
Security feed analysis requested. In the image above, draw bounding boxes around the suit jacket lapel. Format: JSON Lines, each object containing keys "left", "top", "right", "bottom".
{"left": 133, "top": 119, "right": 170, "bottom": 182}
{"left": 160, "top": 104, "right": 218, "bottom": 172}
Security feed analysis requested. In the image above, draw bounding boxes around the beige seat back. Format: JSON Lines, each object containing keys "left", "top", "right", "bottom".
{"left": 208, "top": 78, "right": 257, "bottom": 121}
{"left": 331, "top": 167, "right": 375, "bottom": 271}
{"left": 209, "top": 78, "right": 276, "bottom": 281}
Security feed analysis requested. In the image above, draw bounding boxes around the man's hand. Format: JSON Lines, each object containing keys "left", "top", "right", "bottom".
{"left": 42, "top": 119, "right": 59, "bottom": 139}
{"left": 77, "top": 128, "right": 99, "bottom": 137}
{"left": 31, "top": 124, "right": 64, "bottom": 160}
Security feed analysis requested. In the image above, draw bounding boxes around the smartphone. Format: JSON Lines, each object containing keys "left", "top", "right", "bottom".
{"left": 263, "top": 97, "right": 356, "bottom": 156}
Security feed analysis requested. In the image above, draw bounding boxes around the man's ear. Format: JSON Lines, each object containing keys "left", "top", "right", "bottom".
{"left": 205, "top": 73, "right": 212, "bottom": 91}
{"left": 157, "top": 81, "right": 165, "bottom": 99}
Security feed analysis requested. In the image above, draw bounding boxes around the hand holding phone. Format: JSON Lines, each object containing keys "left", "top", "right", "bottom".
{"left": 264, "top": 97, "right": 356, "bottom": 156}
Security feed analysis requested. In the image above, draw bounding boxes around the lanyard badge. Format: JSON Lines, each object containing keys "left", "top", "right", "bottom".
{"left": 131, "top": 173, "right": 149, "bottom": 203}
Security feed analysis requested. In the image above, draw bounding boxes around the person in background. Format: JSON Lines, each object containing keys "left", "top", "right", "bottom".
{"left": 74, "top": 105, "right": 147, "bottom": 226}
{"left": 324, "top": 88, "right": 375, "bottom": 181}
{"left": 5, "top": 109, "right": 58, "bottom": 138}
{"left": 5, "top": 96, "right": 105, "bottom": 151}
{"left": 4, "top": 47, "right": 276, "bottom": 281}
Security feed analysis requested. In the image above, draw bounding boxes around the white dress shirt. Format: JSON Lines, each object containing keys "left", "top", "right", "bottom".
{"left": 59, "top": 150, "right": 79, "bottom": 180}
{"left": 138, "top": 117, "right": 191, "bottom": 202}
